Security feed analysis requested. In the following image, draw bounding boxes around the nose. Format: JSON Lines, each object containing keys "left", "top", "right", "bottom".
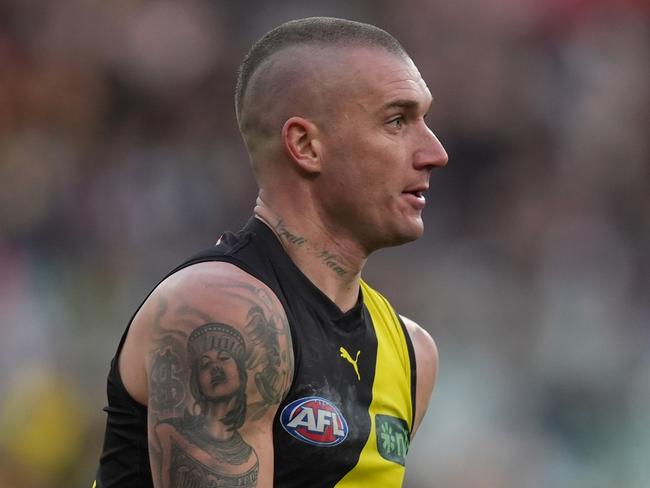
{"left": 414, "top": 123, "right": 448, "bottom": 170}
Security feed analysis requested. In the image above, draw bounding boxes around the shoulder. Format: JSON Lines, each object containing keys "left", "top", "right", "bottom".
{"left": 120, "top": 261, "right": 293, "bottom": 408}
{"left": 145, "top": 261, "right": 288, "bottom": 335}
{"left": 142, "top": 261, "right": 294, "bottom": 484}
{"left": 399, "top": 315, "right": 438, "bottom": 437}
{"left": 400, "top": 315, "right": 438, "bottom": 370}
{"left": 157, "top": 260, "right": 276, "bottom": 306}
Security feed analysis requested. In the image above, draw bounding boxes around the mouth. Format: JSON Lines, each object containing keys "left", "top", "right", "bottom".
{"left": 210, "top": 370, "right": 226, "bottom": 386}
{"left": 402, "top": 186, "right": 428, "bottom": 209}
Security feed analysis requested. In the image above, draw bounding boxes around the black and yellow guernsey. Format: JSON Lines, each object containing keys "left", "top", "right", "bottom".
{"left": 96, "top": 217, "right": 417, "bottom": 487}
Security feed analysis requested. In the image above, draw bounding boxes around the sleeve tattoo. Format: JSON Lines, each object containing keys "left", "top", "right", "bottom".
{"left": 147, "top": 285, "right": 293, "bottom": 488}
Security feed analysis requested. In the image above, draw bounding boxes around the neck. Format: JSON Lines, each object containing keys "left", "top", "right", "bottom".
{"left": 203, "top": 400, "right": 236, "bottom": 440}
{"left": 254, "top": 196, "right": 367, "bottom": 312}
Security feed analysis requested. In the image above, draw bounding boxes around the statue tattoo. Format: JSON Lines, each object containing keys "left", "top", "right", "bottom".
{"left": 152, "top": 323, "right": 259, "bottom": 487}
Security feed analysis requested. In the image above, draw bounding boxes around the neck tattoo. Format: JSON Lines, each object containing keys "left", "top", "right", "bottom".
{"left": 274, "top": 218, "right": 307, "bottom": 246}
{"left": 273, "top": 217, "right": 349, "bottom": 278}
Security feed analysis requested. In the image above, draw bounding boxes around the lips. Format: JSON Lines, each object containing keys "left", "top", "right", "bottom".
{"left": 210, "top": 369, "right": 226, "bottom": 386}
{"left": 402, "top": 184, "right": 428, "bottom": 209}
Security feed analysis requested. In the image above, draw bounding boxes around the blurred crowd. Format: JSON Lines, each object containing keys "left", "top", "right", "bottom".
{"left": 0, "top": 1, "right": 647, "bottom": 487}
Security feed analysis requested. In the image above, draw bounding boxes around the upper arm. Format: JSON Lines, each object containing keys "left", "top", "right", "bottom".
{"left": 140, "top": 262, "right": 293, "bottom": 488}
{"left": 400, "top": 315, "right": 438, "bottom": 438}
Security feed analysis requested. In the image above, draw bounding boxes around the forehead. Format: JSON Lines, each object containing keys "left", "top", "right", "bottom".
{"left": 338, "top": 48, "right": 431, "bottom": 110}
{"left": 200, "top": 348, "right": 226, "bottom": 357}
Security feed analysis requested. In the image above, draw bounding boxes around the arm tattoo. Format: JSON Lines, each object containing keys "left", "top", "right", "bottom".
{"left": 149, "top": 282, "right": 292, "bottom": 487}
{"left": 149, "top": 337, "right": 186, "bottom": 414}
{"left": 245, "top": 306, "right": 285, "bottom": 419}
{"left": 149, "top": 296, "right": 187, "bottom": 418}
{"left": 171, "top": 440, "right": 258, "bottom": 487}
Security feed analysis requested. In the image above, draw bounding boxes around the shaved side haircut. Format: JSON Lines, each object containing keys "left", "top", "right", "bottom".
{"left": 235, "top": 17, "right": 409, "bottom": 149}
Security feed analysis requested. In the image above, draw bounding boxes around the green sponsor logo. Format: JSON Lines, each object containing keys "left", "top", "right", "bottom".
{"left": 376, "top": 414, "right": 410, "bottom": 466}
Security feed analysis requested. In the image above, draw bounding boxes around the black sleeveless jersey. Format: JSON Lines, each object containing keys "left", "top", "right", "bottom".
{"left": 95, "top": 217, "right": 417, "bottom": 487}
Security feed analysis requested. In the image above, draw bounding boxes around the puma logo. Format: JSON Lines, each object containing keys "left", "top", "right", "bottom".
{"left": 339, "top": 346, "right": 361, "bottom": 381}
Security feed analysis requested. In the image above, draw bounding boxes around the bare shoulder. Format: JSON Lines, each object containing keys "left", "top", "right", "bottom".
{"left": 127, "top": 261, "right": 293, "bottom": 488}
{"left": 399, "top": 315, "right": 439, "bottom": 438}
{"left": 120, "top": 261, "right": 292, "bottom": 399}
{"left": 142, "top": 260, "right": 295, "bottom": 417}
{"left": 400, "top": 315, "right": 439, "bottom": 371}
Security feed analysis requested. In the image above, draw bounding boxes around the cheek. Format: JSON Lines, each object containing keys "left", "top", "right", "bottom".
{"left": 198, "top": 370, "right": 211, "bottom": 387}
{"left": 224, "top": 361, "right": 240, "bottom": 380}
{"left": 323, "top": 135, "right": 401, "bottom": 202}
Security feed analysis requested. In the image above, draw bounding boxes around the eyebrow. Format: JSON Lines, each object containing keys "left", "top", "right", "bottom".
{"left": 381, "top": 97, "right": 433, "bottom": 113}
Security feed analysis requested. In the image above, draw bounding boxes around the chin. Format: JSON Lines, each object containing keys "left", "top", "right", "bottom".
{"left": 380, "top": 221, "right": 424, "bottom": 249}
{"left": 401, "top": 215, "right": 425, "bottom": 239}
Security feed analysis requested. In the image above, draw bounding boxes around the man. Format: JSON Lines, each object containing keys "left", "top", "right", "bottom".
{"left": 95, "top": 16, "right": 447, "bottom": 488}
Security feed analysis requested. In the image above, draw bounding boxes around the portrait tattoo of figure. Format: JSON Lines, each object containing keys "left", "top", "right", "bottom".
{"left": 152, "top": 322, "right": 260, "bottom": 487}
{"left": 149, "top": 282, "right": 293, "bottom": 487}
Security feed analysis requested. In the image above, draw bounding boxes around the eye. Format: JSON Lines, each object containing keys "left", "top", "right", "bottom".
{"left": 388, "top": 116, "right": 404, "bottom": 129}
{"left": 217, "top": 351, "right": 232, "bottom": 361}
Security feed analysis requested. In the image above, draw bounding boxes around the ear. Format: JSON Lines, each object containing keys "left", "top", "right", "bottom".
{"left": 282, "top": 116, "right": 322, "bottom": 175}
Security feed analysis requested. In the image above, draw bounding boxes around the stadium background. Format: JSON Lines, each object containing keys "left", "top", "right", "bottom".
{"left": 0, "top": 1, "right": 648, "bottom": 487}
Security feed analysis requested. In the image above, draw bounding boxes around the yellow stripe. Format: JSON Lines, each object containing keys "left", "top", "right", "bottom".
{"left": 334, "top": 280, "right": 413, "bottom": 487}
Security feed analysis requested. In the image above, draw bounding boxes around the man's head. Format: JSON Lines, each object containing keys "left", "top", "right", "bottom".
{"left": 236, "top": 17, "right": 448, "bottom": 251}
{"left": 235, "top": 18, "right": 409, "bottom": 174}
{"left": 236, "top": 17, "right": 407, "bottom": 139}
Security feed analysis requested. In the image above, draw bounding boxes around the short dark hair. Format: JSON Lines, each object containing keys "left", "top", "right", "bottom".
{"left": 234, "top": 17, "right": 408, "bottom": 124}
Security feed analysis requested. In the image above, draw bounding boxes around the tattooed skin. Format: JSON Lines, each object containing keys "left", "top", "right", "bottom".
{"left": 274, "top": 218, "right": 307, "bottom": 246}
{"left": 273, "top": 216, "right": 350, "bottom": 278}
{"left": 170, "top": 440, "right": 258, "bottom": 488}
{"left": 316, "top": 250, "right": 348, "bottom": 277}
{"left": 245, "top": 306, "right": 283, "bottom": 418}
{"left": 149, "top": 343, "right": 185, "bottom": 412}
{"left": 205, "top": 281, "right": 294, "bottom": 412}
{"left": 148, "top": 281, "right": 292, "bottom": 488}
{"left": 149, "top": 297, "right": 188, "bottom": 417}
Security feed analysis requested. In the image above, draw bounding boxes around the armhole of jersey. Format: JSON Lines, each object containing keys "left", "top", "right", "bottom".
{"left": 397, "top": 315, "right": 417, "bottom": 438}
{"left": 360, "top": 280, "right": 418, "bottom": 438}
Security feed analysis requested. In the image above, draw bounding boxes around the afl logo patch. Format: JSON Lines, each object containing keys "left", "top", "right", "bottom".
{"left": 280, "top": 396, "right": 349, "bottom": 447}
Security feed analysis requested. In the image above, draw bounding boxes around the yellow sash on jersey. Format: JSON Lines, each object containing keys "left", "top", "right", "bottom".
{"left": 335, "top": 280, "right": 414, "bottom": 487}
